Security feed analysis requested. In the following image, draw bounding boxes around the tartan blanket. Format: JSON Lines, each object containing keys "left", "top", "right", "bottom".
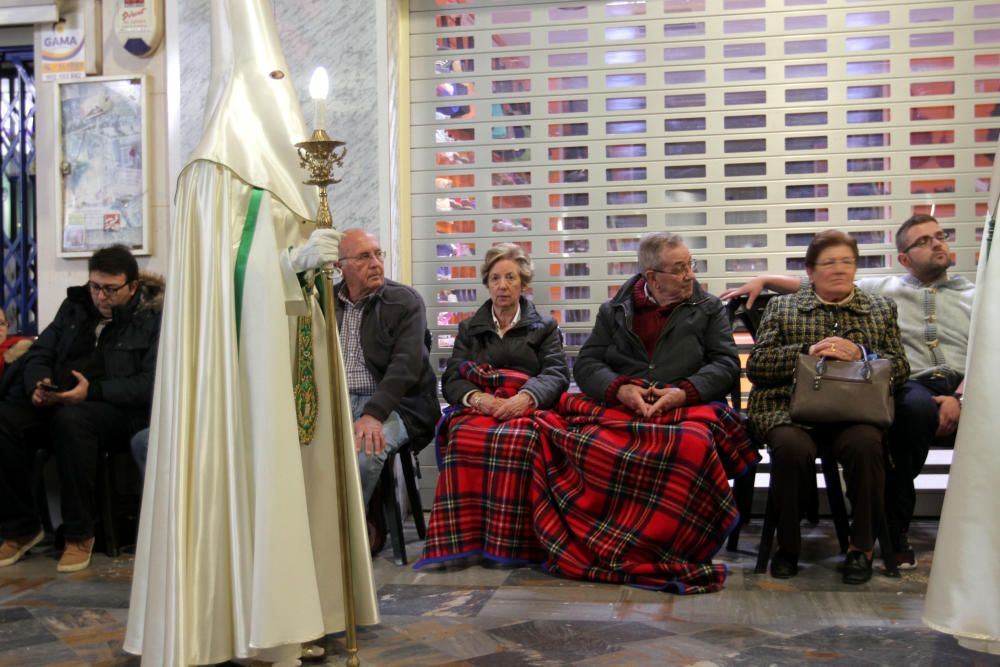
{"left": 416, "top": 363, "right": 758, "bottom": 594}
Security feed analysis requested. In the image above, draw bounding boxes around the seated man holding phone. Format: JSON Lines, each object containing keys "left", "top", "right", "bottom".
{"left": 0, "top": 245, "right": 163, "bottom": 572}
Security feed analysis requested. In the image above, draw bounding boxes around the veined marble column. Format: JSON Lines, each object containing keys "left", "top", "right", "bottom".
{"left": 169, "top": 0, "right": 394, "bottom": 248}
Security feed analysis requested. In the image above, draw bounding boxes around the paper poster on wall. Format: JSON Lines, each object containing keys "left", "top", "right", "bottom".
{"left": 56, "top": 75, "right": 150, "bottom": 258}
{"left": 39, "top": 18, "right": 86, "bottom": 82}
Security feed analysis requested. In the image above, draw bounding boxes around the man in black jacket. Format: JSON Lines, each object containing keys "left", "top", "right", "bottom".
{"left": 0, "top": 245, "right": 163, "bottom": 572}
{"left": 333, "top": 229, "right": 440, "bottom": 509}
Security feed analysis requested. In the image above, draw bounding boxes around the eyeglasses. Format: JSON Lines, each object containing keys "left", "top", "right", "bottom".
{"left": 87, "top": 281, "right": 131, "bottom": 297}
{"left": 340, "top": 249, "right": 386, "bottom": 263}
{"left": 649, "top": 258, "right": 697, "bottom": 277}
{"left": 902, "top": 230, "right": 950, "bottom": 253}
{"left": 815, "top": 258, "right": 857, "bottom": 269}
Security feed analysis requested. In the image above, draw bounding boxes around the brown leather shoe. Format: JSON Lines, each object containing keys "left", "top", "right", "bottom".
{"left": 0, "top": 528, "right": 45, "bottom": 567}
{"left": 57, "top": 537, "right": 95, "bottom": 573}
{"left": 367, "top": 520, "right": 386, "bottom": 558}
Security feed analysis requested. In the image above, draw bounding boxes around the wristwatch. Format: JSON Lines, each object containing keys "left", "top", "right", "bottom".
{"left": 953, "top": 392, "right": 963, "bottom": 408}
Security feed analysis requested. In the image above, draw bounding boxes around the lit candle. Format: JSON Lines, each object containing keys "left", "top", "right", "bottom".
{"left": 309, "top": 66, "right": 329, "bottom": 131}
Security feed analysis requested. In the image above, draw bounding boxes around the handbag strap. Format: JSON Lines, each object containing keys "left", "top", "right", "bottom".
{"left": 812, "top": 345, "right": 874, "bottom": 384}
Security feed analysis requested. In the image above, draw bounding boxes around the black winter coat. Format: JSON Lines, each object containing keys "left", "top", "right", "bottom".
{"left": 574, "top": 275, "right": 739, "bottom": 403}
{"left": 442, "top": 297, "right": 570, "bottom": 409}
{"left": 20, "top": 274, "right": 164, "bottom": 425}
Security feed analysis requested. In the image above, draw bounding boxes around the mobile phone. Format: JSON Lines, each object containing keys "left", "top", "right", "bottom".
{"left": 38, "top": 382, "right": 62, "bottom": 392}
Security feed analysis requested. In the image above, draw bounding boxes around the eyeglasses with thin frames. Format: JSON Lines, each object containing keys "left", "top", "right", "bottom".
{"left": 815, "top": 258, "right": 857, "bottom": 269}
{"left": 648, "top": 258, "right": 697, "bottom": 277}
{"left": 87, "top": 281, "right": 131, "bottom": 297}
{"left": 340, "top": 249, "right": 386, "bottom": 263}
{"left": 902, "top": 230, "right": 950, "bottom": 254}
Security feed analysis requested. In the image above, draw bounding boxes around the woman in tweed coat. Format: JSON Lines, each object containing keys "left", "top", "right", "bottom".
{"left": 747, "top": 230, "right": 909, "bottom": 585}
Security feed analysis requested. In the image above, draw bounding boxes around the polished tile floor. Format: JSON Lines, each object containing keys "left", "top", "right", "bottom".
{"left": 0, "top": 520, "right": 996, "bottom": 666}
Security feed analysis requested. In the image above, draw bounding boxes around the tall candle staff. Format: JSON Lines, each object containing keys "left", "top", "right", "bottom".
{"left": 295, "top": 66, "right": 359, "bottom": 667}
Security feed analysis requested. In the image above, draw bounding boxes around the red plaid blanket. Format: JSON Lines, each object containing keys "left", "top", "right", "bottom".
{"left": 416, "top": 363, "right": 758, "bottom": 594}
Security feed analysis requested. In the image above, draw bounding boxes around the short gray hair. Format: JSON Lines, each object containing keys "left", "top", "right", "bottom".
{"left": 638, "top": 232, "right": 686, "bottom": 271}
{"left": 481, "top": 242, "right": 534, "bottom": 286}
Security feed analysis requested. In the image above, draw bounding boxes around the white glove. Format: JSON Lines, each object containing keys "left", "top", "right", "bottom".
{"left": 289, "top": 228, "right": 342, "bottom": 272}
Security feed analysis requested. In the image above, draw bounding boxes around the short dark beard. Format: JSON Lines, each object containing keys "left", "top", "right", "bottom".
{"left": 911, "top": 260, "right": 949, "bottom": 285}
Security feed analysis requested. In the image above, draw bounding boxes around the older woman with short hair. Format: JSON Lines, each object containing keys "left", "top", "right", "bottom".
{"left": 748, "top": 229, "right": 909, "bottom": 584}
{"left": 418, "top": 243, "right": 570, "bottom": 567}
{"left": 441, "top": 243, "right": 569, "bottom": 417}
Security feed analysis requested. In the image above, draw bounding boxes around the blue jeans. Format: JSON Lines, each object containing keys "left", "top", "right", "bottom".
{"left": 131, "top": 427, "right": 150, "bottom": 478}
{"left": 885, "top": 377, "right": 955, "bottom": 545}
{"left": 351, "top": 394, "right": 408, "bottom": 504}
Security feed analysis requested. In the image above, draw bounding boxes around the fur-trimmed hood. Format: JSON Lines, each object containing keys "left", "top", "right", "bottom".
{"left": 137, "top": 271, "right": 165, "bottom": 314}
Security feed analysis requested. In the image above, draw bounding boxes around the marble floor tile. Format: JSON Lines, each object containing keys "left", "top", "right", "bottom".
{"left": 377, "top": 584, "right": 496, "bottom": 617}
{"left": 1, "top": 519, "right": 996, "bottom": 667}
{"left": 723, "top": 625, "right": 995, "bottom": 666}
{"left": 0, "top": 607, "right": 60, "bottom": 652}
{"left": 0, "top": 639, "right": 82, "bottom": 666}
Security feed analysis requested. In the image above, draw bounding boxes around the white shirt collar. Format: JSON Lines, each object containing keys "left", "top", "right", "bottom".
{"left": 492, "top": 301, "right": 522, "bottom": 333}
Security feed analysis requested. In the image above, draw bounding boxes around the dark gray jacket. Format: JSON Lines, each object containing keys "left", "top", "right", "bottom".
{"left": 574, "top": 275, "right": 739, "bottom": 403}
{"left": 442, "top": 297, "right": 569, "bottom": 409}
{"left": 334, "top": 279, "right": 440, "bottom": 447}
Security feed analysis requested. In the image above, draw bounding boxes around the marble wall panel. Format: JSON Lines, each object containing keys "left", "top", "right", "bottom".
{"left": 174, "top": 0, "right": 385, "bottom": 237}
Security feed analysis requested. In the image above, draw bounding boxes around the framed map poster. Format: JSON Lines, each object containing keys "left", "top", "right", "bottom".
{"left": 56, "top": 75, "right": 149, "bottom": 257}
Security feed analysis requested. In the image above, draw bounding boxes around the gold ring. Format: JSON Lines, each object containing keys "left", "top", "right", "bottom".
{"left": 832, "top": 344, "right": 837, "bottom": 352}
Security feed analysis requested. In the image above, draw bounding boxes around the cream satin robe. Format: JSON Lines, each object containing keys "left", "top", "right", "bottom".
{"left": 922, "top": 208, "right": 1000, "bottom": 654}
{"left": 125, "top": 161, "right": 378, "bottom": 666}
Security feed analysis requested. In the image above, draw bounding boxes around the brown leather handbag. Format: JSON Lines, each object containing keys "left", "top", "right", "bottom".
{"left": 789, "top": 353, "right": 895, "bottom": 428}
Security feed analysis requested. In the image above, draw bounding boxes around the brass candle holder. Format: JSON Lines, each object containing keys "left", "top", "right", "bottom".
{"left": 296, "top": 128, "right": 347, "bottom": 230}
{"left": 295, "top": 129, "right": 361, "bottom": 667}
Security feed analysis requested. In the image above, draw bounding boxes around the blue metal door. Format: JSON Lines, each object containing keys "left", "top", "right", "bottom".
{"left": 1, "top": 47, "right": 37, "bottom": 335}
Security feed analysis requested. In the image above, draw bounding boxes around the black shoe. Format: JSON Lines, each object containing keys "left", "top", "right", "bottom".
{"left": 770, "top": 550, "right": 799, "bottom": 579}
{"left": 894, "top": 532, "right": 917, "bottom": 570}
{"left": 842, "top": 550, "right": 873, "bottom": 585}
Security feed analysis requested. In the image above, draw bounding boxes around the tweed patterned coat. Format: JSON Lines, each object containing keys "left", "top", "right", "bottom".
{"left": 746, "top": 287, "right": 909, "bottom": 441}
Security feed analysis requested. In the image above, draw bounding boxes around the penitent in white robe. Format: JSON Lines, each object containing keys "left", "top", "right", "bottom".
{"left": 124, "top": 1, "right": 378, "bottom": 664}
{"left": 124, "top": 161, "right": 378, "bottom": 666}
{"left": 922, "top": 151, "right": 1000, "bottom": 654}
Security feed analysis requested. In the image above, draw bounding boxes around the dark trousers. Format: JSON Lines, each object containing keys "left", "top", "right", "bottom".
{"left": 767, "top": 423, "right": 885, "bottom": 554}
{"left": 885, "top": 378, "right": 955, "bottom": 545}
{"left": 0, "top": 400, "right": 134, "bottom": 541}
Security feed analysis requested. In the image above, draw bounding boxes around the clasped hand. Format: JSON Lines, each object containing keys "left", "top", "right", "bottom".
{"left": 616, "top": 383, "right": 685, "bottom": 419}
{"left": 470, "top": 392, "right": 534, "bottom": 421}
{"left": 808, "top": 336, "right": 862, "bottom": 361}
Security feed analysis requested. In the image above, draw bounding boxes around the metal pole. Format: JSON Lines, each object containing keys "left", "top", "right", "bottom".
{"left": 297, "top": 131, "right": 357, "bottom": 665}
{"left": 316, "top": 263, "right": 360, "bottom": 667}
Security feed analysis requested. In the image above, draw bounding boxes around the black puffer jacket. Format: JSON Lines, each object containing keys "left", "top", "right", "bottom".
{"left": 442, "top": 296, "right": 570, "bottom": 409}
{"left": 22, "top": 273, "right": 164, "bottom": 414}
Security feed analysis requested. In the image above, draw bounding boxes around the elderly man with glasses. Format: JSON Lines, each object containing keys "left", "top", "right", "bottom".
{"left": 575, "top": 231, "right": 740, "bottom": 414}
{"left": 0, "top": 244, "right": 163, "bottom": 573}
{"left": 721, "top": 214, "right": 975, "bottom": 569}
{"left": 333, "top": 229, "right": 440, "bottom": 528}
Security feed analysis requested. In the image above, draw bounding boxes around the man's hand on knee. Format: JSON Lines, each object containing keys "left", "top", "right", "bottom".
{"left": 932, "top": 394, "right": 961, "bottom": 436}
{"left": 353, "top": 414, "right": 385, "bottom": 455}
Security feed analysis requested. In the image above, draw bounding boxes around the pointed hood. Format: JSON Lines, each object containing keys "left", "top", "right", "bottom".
{"left": 184, "top": 0, "right": 316, "bottom": 221}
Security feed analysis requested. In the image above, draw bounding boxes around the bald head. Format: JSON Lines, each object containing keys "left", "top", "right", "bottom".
{"left": 337, "top": 228, "right": 386, "bottom": 301}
